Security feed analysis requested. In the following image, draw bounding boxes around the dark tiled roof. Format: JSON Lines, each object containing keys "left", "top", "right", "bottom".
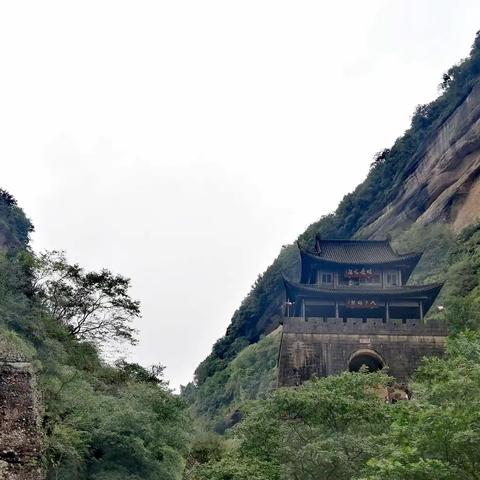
{"left": 312, "top": 239, "right": 419, "bottom": 264}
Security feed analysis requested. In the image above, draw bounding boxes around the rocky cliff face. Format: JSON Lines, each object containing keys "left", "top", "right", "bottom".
{"left": 361, "top": 81, "right": 480, "bottom": 238}
{"left": 0, "top": 343, "right": 43, "bottom": 480}
{"left": 0, "top": 197, "right": 43, "bottom": 479}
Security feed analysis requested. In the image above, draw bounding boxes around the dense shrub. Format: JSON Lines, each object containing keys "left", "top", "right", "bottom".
{"left": 0, "top": 194, "right": 191, "bottom": 479}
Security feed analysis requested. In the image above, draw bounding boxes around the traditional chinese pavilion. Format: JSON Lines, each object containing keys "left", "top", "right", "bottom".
{"left": 277, "top": 237, "right": 447, "bottom": 386}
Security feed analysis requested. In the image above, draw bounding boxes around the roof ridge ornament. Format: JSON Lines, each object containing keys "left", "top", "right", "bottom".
{"left": 315, "top": 234, "right": 322, "bottom": 254}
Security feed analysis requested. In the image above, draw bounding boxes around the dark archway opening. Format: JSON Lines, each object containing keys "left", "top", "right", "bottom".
{"left": 349, "top": 353, "right": 383, "bottom": 373}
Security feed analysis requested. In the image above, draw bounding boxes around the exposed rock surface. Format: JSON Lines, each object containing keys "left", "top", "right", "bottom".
{"left": 360, "top": 81, "right": 480, "bottom": 238}
{"left": 0, "top": 345, "right": 43, "bottom": 480}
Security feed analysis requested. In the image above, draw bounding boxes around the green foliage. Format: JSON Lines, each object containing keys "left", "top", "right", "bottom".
{"left": 114, "top": 359, "right": 167, "bottom": 385}
{"left": 191, "top": 453, "right": 275, "bottom": 480}
{"left": 183, "top": 429, "right": 228, "bottom": 479}
{"left": 361, "top": 332, "right": 480, "bottom": 480}
{"left": 393, "top": 223, "right": 455, "bottom": 285}
{"left": 190, "top": 371, "right": 392, "bottom": 480}
{"left": 34, "top": 250, "right": 140, "bottom": 345}
{"left": 0, "top": 326, "right": 36, "bottom": 360}
{"left": 0, "top": 188, "right": 191, "bottom": 479}
{"left": 185, "top": 330, "right": 281, "bottom": 428}
{"left": 0, "top": 189, "right": 33, "bottom": 248}
{"left": 426, "top": 222, "right": 480, "bottom": 331}
{"left": 44, "top": 376, "right": 189, "bottom": 480}
{"left": 191, "top": 333, "right": 480, "bottom": 480}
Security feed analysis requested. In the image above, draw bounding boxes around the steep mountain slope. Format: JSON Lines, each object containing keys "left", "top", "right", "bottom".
{"left": 188, "top": 31, "right": 480, "bottom": 423}
{"left": 360, "top": 79, "right": 480, "bottom": 237}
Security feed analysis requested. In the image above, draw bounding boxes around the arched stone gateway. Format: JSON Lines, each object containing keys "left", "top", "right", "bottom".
{"left": 348, "top": 349, "right": 384, "bottom": 373}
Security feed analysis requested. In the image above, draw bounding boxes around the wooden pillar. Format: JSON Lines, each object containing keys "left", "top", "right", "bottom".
{"left": 335, "top": 300, "right": 339, "bottom": 319}
{"left": 385, "top": 301, "right": 390, "bottom": 321}
{"left": 301, "top": 299, "right": 306, "bottom": 320}
{"left": 419, "top": 301, "right": 424, "bottom": 322}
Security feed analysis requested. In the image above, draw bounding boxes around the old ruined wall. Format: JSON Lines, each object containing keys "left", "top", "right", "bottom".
{"left": 0, "top": 350, "right": 43, "bottom": 480}
{"left": 360, "top": 81, "right": 480, "bottom": 238}
{"left": 277, "top": 317, "right": 447, "bottom": 387}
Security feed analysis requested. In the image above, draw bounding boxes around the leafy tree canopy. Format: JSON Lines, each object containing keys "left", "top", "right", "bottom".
{"left": 34, "top": 251, "right": 140, "bottom": 345}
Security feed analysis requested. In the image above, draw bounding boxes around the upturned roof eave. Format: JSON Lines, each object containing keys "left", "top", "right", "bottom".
{"left": 283, "top": 277, "right": 444, "bottom": 299}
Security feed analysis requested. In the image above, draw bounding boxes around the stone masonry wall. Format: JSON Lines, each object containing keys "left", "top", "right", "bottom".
{"left": 0, "top": 361, "right": 43, "bottom": 480}
{"left": 277, "top": 317, "right": 447, "bottom": 387}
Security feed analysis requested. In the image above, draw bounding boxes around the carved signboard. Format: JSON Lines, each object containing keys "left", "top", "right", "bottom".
{"left": 344, "top": 267, "right": 374, "bottom": 279}
{"left": 346, "top": 299, "right": 378, "bottom": 309}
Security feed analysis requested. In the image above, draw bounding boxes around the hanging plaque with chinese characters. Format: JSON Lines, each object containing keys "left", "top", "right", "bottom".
{"left": 345, "top": 267, "right": 375, "bottom": 279}
{"left": 346, "top": 299, "right": 378, "bottom": 309}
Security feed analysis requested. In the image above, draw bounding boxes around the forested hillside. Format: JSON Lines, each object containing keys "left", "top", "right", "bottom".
{"left": 186, "top": 31, "right": 480, "bottom": 427}
{"left": 0, "top": 191, "right": 190, "bottom": 479}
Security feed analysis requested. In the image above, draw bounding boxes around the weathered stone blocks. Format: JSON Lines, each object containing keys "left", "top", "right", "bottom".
{"left": 0, "top": 360, "right": 43, "bottom": 480}
{"left": 277, "top": 317, "right": 447, "bottom": 386}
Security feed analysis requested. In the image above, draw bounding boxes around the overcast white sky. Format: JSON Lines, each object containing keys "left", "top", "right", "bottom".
{"left": 0, "top": 1, "right": 479, "bottom": 389}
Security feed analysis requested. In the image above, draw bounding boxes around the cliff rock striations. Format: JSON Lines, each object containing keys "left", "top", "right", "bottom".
{"left": 361, "top": 81, "right": 480, "bottom": 237}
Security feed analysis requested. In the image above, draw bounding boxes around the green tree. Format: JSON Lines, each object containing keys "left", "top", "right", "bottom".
{"left": 361, "top": 332, "right": 480, "bottom": 480}
{"left": 192, "top": 371, "right": 391, "bottom": 480}
{"left": 45, "top": 371, "right": 190, "bottom": 480}
{"left": 34, "top": 251, "right": 140, "bottom": 345}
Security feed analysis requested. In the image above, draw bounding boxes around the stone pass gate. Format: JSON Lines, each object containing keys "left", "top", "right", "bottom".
{"left": 277, "top": 238, "right": 447, "bottom": 386}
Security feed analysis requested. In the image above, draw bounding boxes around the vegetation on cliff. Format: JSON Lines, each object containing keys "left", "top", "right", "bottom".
{"left": 182, "top": 329, "right": 280, "bottom": 431}
{"left": 0, "top": 195, "right": 190, "bottom": 479}
{"left": 187, "top": 30, "right": 480, "bottom": 424}
{"left": 185, "top": 218, "right": 480, "bottom": 478}
{"left": 188, "top": 331, "right": 480, "bottom": 480}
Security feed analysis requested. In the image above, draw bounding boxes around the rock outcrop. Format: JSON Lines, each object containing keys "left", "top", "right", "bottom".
{"left": 0, "top": 343, "right": 43, "bottom": 480}
{"left": 360, "top": 81, "right": 480, "bottom": 238}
